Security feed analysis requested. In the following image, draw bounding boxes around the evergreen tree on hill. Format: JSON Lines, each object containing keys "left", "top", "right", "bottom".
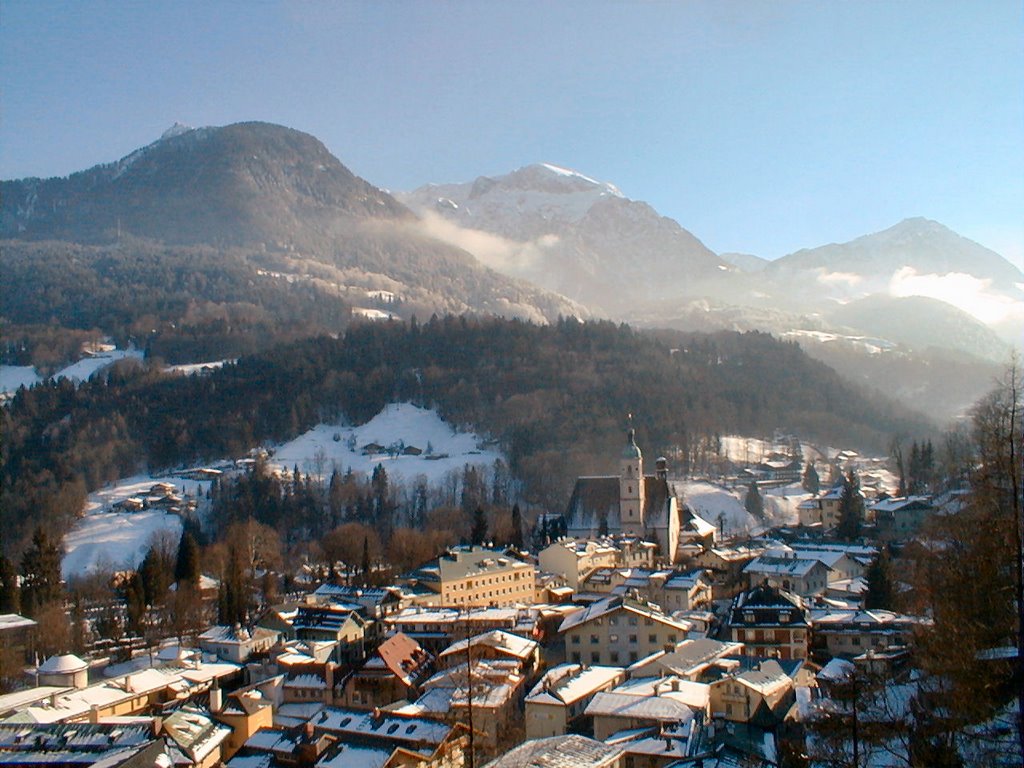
{"left": 471, "top": 507, "right": 488, "bottom": 546}
{"left": 509, "top": 504, "right": 524, "bottom": 550}
{"left": 836, "top": 470, "right": 864, "bottom": 541}
{"left": 174, "top": 530, "right": 202, "bottom": 588}
{"left": 19, "top": 528, "right": 63, "bottom": 617}
{"left": 745, "top": 482, "right": 764, "bottom": 518}
{"left": 864, "top": 548, "right": 895, "bottom": 610}
{"left": 802, "top": 463, "right": 820, "bottom": 495}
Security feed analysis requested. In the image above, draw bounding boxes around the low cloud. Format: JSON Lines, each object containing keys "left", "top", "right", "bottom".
{"left": 889, "top": 267, "right": 1024, "bottom": 339}
{"left": 815, "top": 269, "right": 863, "bottom": 288}
{"left": 414, "top": 210, "right": 558, "bottom": 273}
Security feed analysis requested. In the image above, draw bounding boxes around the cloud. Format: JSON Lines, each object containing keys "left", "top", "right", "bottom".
{"left": 413, "top": 210, "right": 559, "bottom": 274}
{"left": 815, "top": 270, "right": 863, "bottom": 288}
{"left": 888, "top": 267, "right": 1024, "bottom": 338}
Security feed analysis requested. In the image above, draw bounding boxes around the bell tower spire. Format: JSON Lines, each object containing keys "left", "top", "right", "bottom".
{"left": 619, "top": 416, "right": 645, "bottom": 536}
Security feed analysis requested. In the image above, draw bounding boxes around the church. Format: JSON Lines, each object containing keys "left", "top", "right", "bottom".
{"left": 562, "top": 428, "right": 683, "bottom": 562}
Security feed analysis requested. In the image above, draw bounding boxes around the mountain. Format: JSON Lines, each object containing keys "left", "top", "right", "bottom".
{"left": 721, "top": 252, "right": 769, "bottom": 273}
{"left": 768, "top": 217, "right": 1024, "bottom": 288}
{"left": 1, "top": 122, "right": 586, "bottom": 330}
{"left": 397, "top": 163, "right": 728, "bottom": 315}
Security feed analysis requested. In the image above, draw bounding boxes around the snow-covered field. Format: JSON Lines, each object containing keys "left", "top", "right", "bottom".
{"left": 63, "top": 474, "right": 214, "bottom": 580}
{"left": 270, "top": 403, "right": 504, "bottom": 485}
{"left": 679, "top": 480, "right": 762, "bottom": 537}
{"left": 163, "top": 359, "right": 233, "bottom": 375}
{"left": 1, "top": 348, "right": 144, "bottom": 394}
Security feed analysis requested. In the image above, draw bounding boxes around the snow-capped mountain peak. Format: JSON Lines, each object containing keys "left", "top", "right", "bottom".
{"left": 160, "top": 121, "right": 194, "bottom": 141}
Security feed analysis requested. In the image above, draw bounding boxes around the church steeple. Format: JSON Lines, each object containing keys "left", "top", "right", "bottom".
{"left": 619, "top": 420, "right": 645, "bottom": 536}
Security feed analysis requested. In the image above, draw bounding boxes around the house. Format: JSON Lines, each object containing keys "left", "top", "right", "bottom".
{"left": 742, "top": 553, "right": 831, "bottom": 597}
{"left": 291, "top": 605, "right": 366, "bottom": 665}
{"left": 708, "top": 659, "right": 795, "bottom": 725}
{"left": 539, "top": 538, "right": 620, "bottom": 590}
{"left": 585, "top": 687, "right": 696, "bottom": 741}
{"left": 161, "top": 705, "right": 233, "bottom": 768}
{"left": 589, "top": 567, "right": 713, "bottom": 613}
{"left": 405, "top": 658, "right": 526, "bottom": 755}
{"left": 524, "top": 663, "right": 625, "bottom": 739}
{"left": 342, "top": 631, "right": 434, "bottom": 710}
{"left": 481, "top": 734, "right": 623, "bottom": 768}
{"left": 312, "top": 706, "right": 467, "bottom": 766}
{"left": 36, "top": 654, "right": 89, "bottom": 689}
{"left": 439, "top": 629, "right": 540, "bottom": 677}
{"left": 404, "top": 545, "right": 537, "bottom": 608}
{"left": 726, "top": 583, "right": 809, "bottom": 660}
{"left": 199, "top": 625, "right": 280, "bottom": 663}
{"left": 560, "top": 596, "right": 692, "bottom": 667}
{"left": 871, "top": 496, "right": 936, "bottom": 540}
{"left": 383, "top": 606, "right": 532, "bottom": 655}
{"left": 0, "top": 722, "right": 158, "bottom": 767}
{"left": 212, "top": 686, "right": 275, "bottom": 760}
{"left": 628, "top": 638, "right": 744, "bottom": 681}
{"left": 810, "top": 609, "right": 925, "bottom": 660}
{"left": 798, "top": 483, "right": 860, "bottom": 529}
{"left": 563, "top": 430, "right": 682, "bottom": 563}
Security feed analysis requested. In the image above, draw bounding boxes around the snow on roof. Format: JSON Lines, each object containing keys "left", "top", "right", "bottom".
{"left": 441, "top": 629, "right": 537, "bottom": 661}
{"left": 610, "top": 676, "right": 710, "bottom": 710}
{"left": 38, "top": 654, "right": 88, "bottom": 674}
{"left": 734, "top": 660, "right": 792, "bottom": 696}
{"left": 585, "top": 691, "right": 695, "bottom": 723}
{"left": 0, "top": 614, "right": 36, "bottom": 631}
{"left": 314, "top": 706, "right": 451, "bottom": 745}
{"left": 481, "top": 734, "right": 622, "bottom": 768}
{"left": 818, "top": 658, "right": 855, "bottom": 682}
{"left": 743, "top": 555, "right": 827, "bottom": 578}
{"left": 317, "top": 743, "right": 394, "bottom": 768}
{"left": 525, "top": 664, "right": 624, "bottom": 706}
{"left": 559, "top": 596, "right": 688, "bottom": 633}
{"left": 284, "top": 674, "right": 327, "bottom": 690}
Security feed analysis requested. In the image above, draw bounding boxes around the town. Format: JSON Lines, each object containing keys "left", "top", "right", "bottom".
{"left": 0, "top": 404, "right": 1017, "bottom": 768}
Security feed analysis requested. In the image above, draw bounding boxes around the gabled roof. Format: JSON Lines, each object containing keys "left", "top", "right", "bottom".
{"left": 564, "top": 476, "right": 676, "bottom": 532}
{"left": 440, "top": 629, "right": 537, "bottom": 661}
{"left": 525, "top": 664, "right": 623, "bottom": 706}
{"left": 743, "top": 556, "right": 829, "bottom": 578}
{"left": 584, "top": 691, "right": 695, "bottom": 723}
{"left": 374, "top": 632, "right": 432, "bottom": 686}
{"left": 559, "top": 596, "right": 689, "bottom": 633}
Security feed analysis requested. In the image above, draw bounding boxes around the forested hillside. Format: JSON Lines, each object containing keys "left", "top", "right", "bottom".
{"left": 0, "top": 317, "right": 933, "bottom": 557}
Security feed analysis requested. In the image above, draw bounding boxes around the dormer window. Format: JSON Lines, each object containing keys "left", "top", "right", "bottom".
{"left": 744, "top": 612, "right": 755, "bottom": 623}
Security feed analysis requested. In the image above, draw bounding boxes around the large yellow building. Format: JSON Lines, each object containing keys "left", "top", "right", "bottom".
{"left": 407, "top": 546, "right": 536, "bottom": 608}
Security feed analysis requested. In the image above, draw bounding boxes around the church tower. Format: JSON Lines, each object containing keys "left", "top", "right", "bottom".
{"left": 619, "top": 427, "right": 646, "bottom": 536}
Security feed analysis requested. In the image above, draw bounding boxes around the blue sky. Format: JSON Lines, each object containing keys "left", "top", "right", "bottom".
{"left": 2, "top": 1, "right": 1022, "bottom": 266}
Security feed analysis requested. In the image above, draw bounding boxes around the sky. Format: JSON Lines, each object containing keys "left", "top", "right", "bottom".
{"left": 2, "top": 1, "right": 1022, "bottom": 266}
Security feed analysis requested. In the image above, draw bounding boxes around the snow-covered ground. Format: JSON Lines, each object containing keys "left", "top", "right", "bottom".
{"left": 764, "top": 483, "right": 812, "bottom": 526}
{"left": 63, "top": 473, "right": 214, "bottom": 580}
{"left": 163, "top": 359, "right": 233, "bottom": 375}
{"left": 270, "top": 403, "right": 503, "bottom": 485}
{"left": 679, "top": 480, "right": 763, "bottom": 537}
{"left": 1, "top": 348, "right": 144, "bottom": 394}
{"left": 0, "top": 365, "right": 41, "bottom": 393}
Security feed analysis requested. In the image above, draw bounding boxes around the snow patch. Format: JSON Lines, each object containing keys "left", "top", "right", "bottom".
{"left": 0, "top": 365, "right": 42, "bottom": 394}
{"left": 270, "top": 403, "right": 503, "bottom": 485}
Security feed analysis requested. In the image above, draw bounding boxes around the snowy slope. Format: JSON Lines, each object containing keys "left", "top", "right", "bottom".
{"left": 679, "top": 481, "right": 763, "bottom": 537}
{"left": 62, "top": 473, "right": 215, "bottom": 579}
{"left": 270, "top": 403, "right": 503, "bottom": 484}
{"left": 54, "top": 348, "right": 144, "bottom": 383}
{"left": 0, "top": 365, "right": 41, "bottom": 393}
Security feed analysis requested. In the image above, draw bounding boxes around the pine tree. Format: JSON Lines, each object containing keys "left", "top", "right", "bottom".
{"left": 864, "top": 549, "right": 895, "bottom": 610}
{"left": 174, "top": 530, "right": 201, "bottom": 588}
{"left": 802, "top": 463, "right": 820, "bottom": 495}
{"left": 510, "top": 504, "right": 524, "bottom": 550}
{"left": 836, "top": 470, "right": 864, "bottom": 541}
{"left": 0, "top": 555, "right": 20, "bottom": 614}
{"left": 471, "top": 507, "right": 488, "bottom": 546}
{"left": 744, "top": 482, "right": 764, "bottom": 518}
{"left": 20, "top": 527, "right": 63, "bottom": 617}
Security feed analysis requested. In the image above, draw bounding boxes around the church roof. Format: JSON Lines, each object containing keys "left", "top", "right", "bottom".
{"left": 621, "top": 428, "right": 642, "bottom": 460}
{"left": 564, "top": 476, "right": 675, "bottom": 533}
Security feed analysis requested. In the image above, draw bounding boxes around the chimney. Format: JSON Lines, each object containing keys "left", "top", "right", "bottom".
{"left": 210, "top": 682, "right": 223, "bottom": 713}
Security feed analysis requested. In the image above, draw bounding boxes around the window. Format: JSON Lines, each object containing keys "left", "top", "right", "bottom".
{"left": 609, "top": 617, "right": 618, "bottom": 626}
{"left": 591, "top": 652, "right": 600, "bottom": 663}
{"left": 629, "top": 634, "right": 638, "bottom": 644}
{"left": 629, "top": 652, "right": 638, "bottom": 663}
{"left": 645, "top": 618, "right": 653, "bottom": 626}
{"left": 744, "top": 612, "right": 755, "bottom": 623}
{"left": 629, "top": 617, "right": 638, "bottom": 626}
{"left": 610, "top": 651, "right": 620, "bottom": 663}
{"left": 571, "top": 636, "right": 580, "bottom": 645}
{"left": 572, "top": 652, "right": 581, "bottom": 663}
{"left": 590, "top": 635, "right": 599, "bottom": 645}
{"left": 609, "top": 634, "right": 619, "bottom": 643}
{"left": 780, "top": 613, "right": 790, "bottom": 623}
{"left": 667, "top": 634, "right": 676, "bottom": 643}
{"left": 648, "top": 634, "right": 657, "bottom": 644}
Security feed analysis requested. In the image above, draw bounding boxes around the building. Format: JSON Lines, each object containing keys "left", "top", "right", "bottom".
{"left": 727, "top": 583, "right": 809, "bottom": 660}
{"left": 0, "top": 722, "right": 158, "bottom": 767}
{"left": 0, "top": 614, "right": 36, "bottom": 666}
{"left": 563, "top": 429, "right": 682, "bottom": 563}
{"left": 585, "top": 688, "right": 696, "bottom": 741}
{"left": 199, "top": 625, "right": 280, "bottom": 663}
{"left": 539, "top": 539, "right": 620, "bottom": 590}
{"left": 797, "top": 483, "right": 861, "bottom": 529}
{"left": 582, "top": 567, "right": 713, "bottom": 612}
{"left": 439, "top": 629, "right": 540, "bottom": 677}
{"left": 559, "top": 595, "right": 691, "bottom": 667}
{"left": 342, "top": 632, "right": 433, "bottom": 710}
{"left": 481, "top": 734, "right": 623, "bottom": 768}
{"left": 524, "top": 664, "right": 625, "bottom": 739}
{"left": 405, "top": 546, "right": 537, "bottom": 608}
{"left": 871, "top": 496, "right": 935, "bottom": 540}
{"left": 811, "top": 609, "right": 925, "bottom": 660}
{"left": 628, "top": 638, "right": 744, "bottom": 681}
{"left": 708, "top": 659, "right": 795, "bottom": 725}
{"left": 742, "top": 553, "right": 831, "bottom": 597}
{"left": 291, "top": 604, "right": 366, "bottom": 665}
{"left": 36, "top": 654, "right": 89, "bottom": 689}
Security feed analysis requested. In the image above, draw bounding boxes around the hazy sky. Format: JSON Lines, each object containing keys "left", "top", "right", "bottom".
{"left": 2, "top": 1, "right": 1022, "bottom": 266}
